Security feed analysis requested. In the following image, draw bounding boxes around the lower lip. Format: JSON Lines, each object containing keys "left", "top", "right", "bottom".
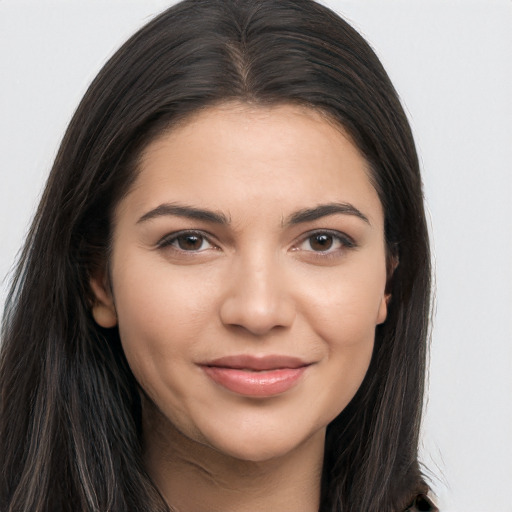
{"left": 201, "top": 366, "right": 308, "bottom": 397}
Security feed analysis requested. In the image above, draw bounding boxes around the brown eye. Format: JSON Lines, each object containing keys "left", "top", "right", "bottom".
{"left": 175, "top": 234, "right": 207, "bottom": 251}
{"left": 158, "top": 231, "right": 215, "bottom": 252}
{"left": 309, "top": 234, "right": 334, "bottom": 251}
{"left": 294, "top": 230, "right": 355, "bottom": 256}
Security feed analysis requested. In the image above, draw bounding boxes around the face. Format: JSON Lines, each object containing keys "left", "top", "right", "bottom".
{"left": 91, "top": 103, "right": 389, "bottom": 462}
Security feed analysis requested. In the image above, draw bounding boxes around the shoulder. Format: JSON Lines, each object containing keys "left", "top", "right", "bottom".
{"left": 404, "top": 493, "right": 439, "bottom": 512}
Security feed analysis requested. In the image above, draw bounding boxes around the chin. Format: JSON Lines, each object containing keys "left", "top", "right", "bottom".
{"left": 215, "top": 439, "right": 296, "bottom": 463}
{"left": 197, "top": 421, "right": 327, "bottom": 464}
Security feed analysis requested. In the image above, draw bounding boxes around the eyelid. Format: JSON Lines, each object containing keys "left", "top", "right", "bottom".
{"left": 156, "top": 229, "right": 219, "bottom": 251}
{"left": 292, "top": 229, "right": 356, "bottom": 253}
{"left": 155, "top": 228, "right": 356, "bottom": 256}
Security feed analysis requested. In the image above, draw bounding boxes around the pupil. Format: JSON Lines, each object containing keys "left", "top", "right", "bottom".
{"left": 310, "top": 234, "right": 333, "bottom": 251}
{"left": 178, "top": 235, "right": 202, "bottom": 250}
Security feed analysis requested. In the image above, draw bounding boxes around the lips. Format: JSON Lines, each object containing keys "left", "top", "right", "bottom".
{"left": 199, "top": 355, "right": 311, "bottom": 397}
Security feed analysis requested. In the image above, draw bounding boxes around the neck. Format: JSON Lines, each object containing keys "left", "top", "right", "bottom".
{"left": 142, "top": 401, "right": 324, "bottom": 512}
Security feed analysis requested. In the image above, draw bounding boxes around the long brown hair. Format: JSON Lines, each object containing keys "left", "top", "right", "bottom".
{"left": 1, "top": 1, "right": 431, "bottom": 510}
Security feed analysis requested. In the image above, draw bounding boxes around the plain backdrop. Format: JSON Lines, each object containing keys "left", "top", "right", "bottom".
{"left": 1, "top": 1, "right": 511, "bottom": 510}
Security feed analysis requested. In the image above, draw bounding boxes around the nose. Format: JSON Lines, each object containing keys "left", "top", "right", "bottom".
{"left": 219, "top": 253, "right": 296, "bottom": 336}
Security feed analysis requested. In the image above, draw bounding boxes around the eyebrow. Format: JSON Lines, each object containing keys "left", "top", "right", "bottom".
{"left": 136, "top": 201, "right": 369, "bottom": 227}
{"left": 285, "top": 202, "right": 370, "bottom": 226}
{"left": 137, "top": 203, "right": 230, "bottom": 225}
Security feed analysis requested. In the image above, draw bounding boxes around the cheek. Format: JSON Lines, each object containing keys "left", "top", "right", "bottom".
{"left": 299, "top": 259, "right": 386, "bottom": 413}
{"left": 113, "top": 255, "right": 215, "bottom": 339}
{"left": 113, "top": 285, "right": 205, "bottom": 439}
{"left": 301, "top": 258, "right": 387, "bottom": 346}
{"left": 111, "top": 261, "right": 210, "bottom": 393}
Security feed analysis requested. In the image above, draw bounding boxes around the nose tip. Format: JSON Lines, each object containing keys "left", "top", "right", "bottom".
{"left": 220, "top": 299, "right": 294, "bottom": 336}
{"left": 219, "top": 263, "right": 295, "bottom": 336}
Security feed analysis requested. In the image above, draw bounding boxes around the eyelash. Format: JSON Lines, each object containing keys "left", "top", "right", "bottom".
{"left": 299, "top": 230, "right": 355, "bottom": 248}
{"left": 293, "top": 230, "right": 356, "bottom": 260}
{"left": 157, "top": 230, "right": 218, "bottom": 252}
{"left": 156, "top": 229, "right": 356, "bottom": 258}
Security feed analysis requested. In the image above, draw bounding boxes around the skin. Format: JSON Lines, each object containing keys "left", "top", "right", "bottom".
{"left": 91, "top": 103, "right": 389, "bottom": 512}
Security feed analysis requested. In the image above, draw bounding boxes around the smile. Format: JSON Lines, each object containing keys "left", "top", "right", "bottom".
{"left": 199, "top": 355, "right": 312, "bottom": 397}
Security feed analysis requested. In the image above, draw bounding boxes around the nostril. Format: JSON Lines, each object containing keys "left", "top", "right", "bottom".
{"left": 219, "top": 296, "right": 295, "bottom": 336}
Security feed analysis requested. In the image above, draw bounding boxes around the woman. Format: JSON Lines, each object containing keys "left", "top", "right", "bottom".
{"left": 0, "top": 1, "right": 436, "bottom": 511}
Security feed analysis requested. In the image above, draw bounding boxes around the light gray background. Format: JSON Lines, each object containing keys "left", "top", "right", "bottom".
{"left": 1, "top": 1, "right": 511, "bottom": 510}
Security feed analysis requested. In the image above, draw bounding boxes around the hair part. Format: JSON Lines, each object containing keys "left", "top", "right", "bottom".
{"left": 1, "top": 1, "right": 431, "bottom": 511}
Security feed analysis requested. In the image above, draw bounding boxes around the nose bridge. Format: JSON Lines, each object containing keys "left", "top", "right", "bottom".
{"left": 219, "top": 246, "right": 295, "bottom": 335}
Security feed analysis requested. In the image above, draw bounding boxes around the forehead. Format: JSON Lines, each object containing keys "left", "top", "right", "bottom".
{"left": 142, "top": 102, "right": 356, "bottom": 163}
{"left": 118, "top": 102, "right": 383, "bottom": 228}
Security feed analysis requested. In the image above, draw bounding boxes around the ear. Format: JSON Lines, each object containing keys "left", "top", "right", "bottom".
{"left": 376, "top": 294, "right": 389, "bottom": 325}
{"left": 377, "top": 251, "right": 399, "bottom": 325}
{"left": 90, "top": 273, "right": 117, "bottom": 328}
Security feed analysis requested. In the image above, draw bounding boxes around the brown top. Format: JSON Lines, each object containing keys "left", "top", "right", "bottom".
{"left": 404, "top": 493, "right": 439, "bottom": 512}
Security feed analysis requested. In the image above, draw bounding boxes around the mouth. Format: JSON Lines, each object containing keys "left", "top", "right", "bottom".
{"left": 199, "top": 355, "right": 312, "bottom": 397}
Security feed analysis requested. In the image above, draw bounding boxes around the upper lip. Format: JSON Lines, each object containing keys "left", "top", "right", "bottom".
{"left": 200, "top": 354, "right": 311, "bottom": 371}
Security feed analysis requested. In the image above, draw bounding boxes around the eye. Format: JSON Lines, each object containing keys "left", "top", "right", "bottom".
{"left": 294, "top": 230, "right": 355, "bottom": 254}
{"left": 158, "top": 231, "right": 216, "bottom": 252}
{"left": 305, "top": 233, "right": 337, "bottom": 252}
